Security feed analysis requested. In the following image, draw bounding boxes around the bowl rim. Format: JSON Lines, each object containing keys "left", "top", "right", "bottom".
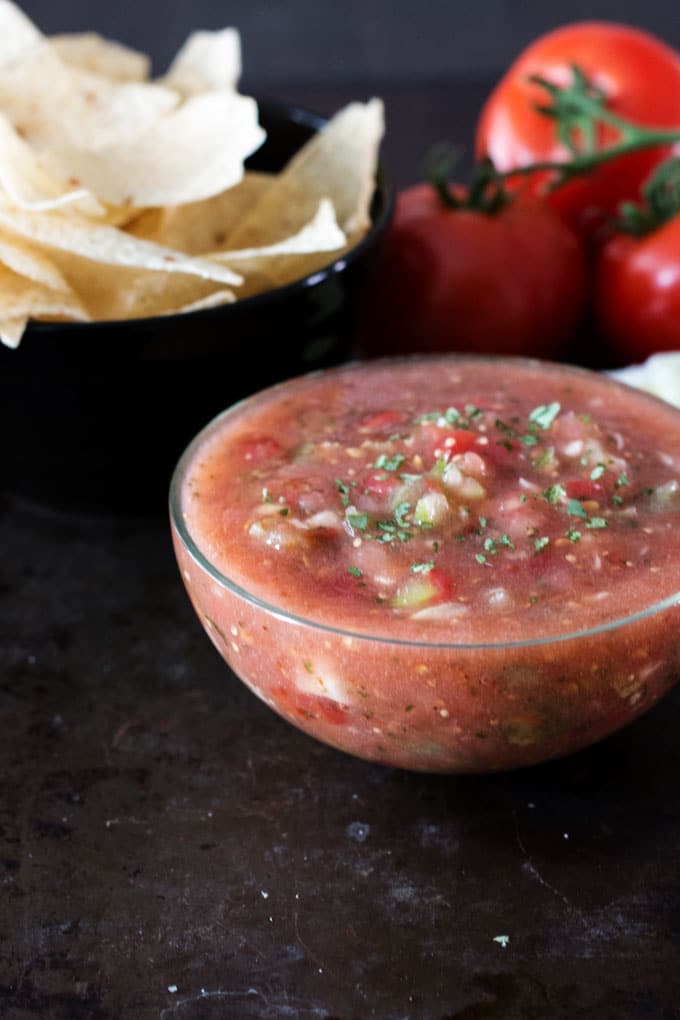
{"left": 169, "top": 353, "right": 680, "bottom": 651}
{"left": 24, "top": 96, "right": 394, "bottom": 336}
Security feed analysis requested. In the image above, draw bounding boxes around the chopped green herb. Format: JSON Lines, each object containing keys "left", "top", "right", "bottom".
{"left": 542, "top": 483, "right": 566, "bottom": 504}
{"left": 615, "top": 473, "right": 630, "bottom": 488}
{"left": 347, "top": 513, "right": 368, "bottom": 530}
{"left": 394, "top": 501, "right": 411, "bottom": 527}
{"left": 444, "top": 406, "right": 461, "bottom": 423}
{"left": 586, "top": 517, "right": 608, "bottom": 529}
{"left": 518, "top": 433, "right": 539, "bottom": 446}
{"left": 411, "top": 561, "right": 435, "bottom": 574}
{"left": 567, "top": 499, "right": 589, "bottom": 519}
{"left": 335, "top": 479, "right": 349, "bottom": 495}
{"left": 399, "top": 472, "right": 422, "bottom": 484}
{"left": 534, "top": 446, "right": 555, "bottom": 468}
{"left": 611, "top": 494, "right": 623, "bottom": 506}
{"left": 478, "top": 516, "right": 488, "bottom": 528}
{"left": 590, "top": 463, "right": 606, "bottom": 480}
{"left": 534, "top": 536, "right": 550, "bottom": 553}
{"left": 519, "top": 493, "right": 527, "bottom": 505}
{"left": 529, "top": 401, "right": 561, "bottom": 430}
{"left": 528, "top": 594, "right": 539, "bottom": 605}
{"left": 374, "top": 452, "right": 406, "bottom": 472}
{"left": 567, "top": 526, "right": 582, "bottom": 543}
{"left": 495, "top": 419, "right": 516, "bottom": 436}
{"left": 347, "top": 565, "right": 363, "bottom": 578}
{"left": 413, "top": 411, "right": 441, "bottom": 424}
{"left": 499, "top": 534, "right": 515, "bottom": 549}
{"left": 483, "top": 537, "right": 497, "bottom": 554}
{"left": 279, "top": 507, "right": 289, "bottom": 516}
{"left": 475, "top": 553, "right": 488, "bottom": 565}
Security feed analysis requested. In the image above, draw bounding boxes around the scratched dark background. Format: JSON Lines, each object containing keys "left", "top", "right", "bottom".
{"left": 4, "top": 4, "right": 680, "bottom": 1020}
{"left": 17, "top": 0, "right": 680, "bottom": 80}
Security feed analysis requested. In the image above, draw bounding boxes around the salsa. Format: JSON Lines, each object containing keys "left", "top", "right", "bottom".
{"left": 173, "top": 357, "right": 680, "bottom": 771}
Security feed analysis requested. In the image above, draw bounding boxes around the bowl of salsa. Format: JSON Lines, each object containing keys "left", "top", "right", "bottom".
{"left": 170, "top": 356, "right": 680, "bottom": 772}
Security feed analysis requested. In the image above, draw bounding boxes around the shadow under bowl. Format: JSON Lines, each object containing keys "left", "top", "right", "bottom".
{"left": 0, "top": 98, "right": 392, "bottom": 515}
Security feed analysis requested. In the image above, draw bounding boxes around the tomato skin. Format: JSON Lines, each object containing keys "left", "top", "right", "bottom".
{"left": 476, "top": 22, "right": 680, "bottom": 238}
{"left": 595, "top": 216, "right": 680, "bottom": 363}
{"left": 359, "top": 184, "right": 585, "bottom": 359}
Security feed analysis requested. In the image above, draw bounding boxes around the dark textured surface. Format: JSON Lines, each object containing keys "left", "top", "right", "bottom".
{"left": 3, "top": 80, "right": 680, "bottom": 1020}
{"left": 2, "top": 497, "right": 680, "bottom": 1019}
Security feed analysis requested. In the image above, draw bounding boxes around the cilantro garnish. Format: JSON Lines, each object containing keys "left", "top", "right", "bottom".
{"left": 475, "top": 553, "right": 488, "bottom": 565}
{"left": 615, "top": 473, "right": 630, "bottom": 488}
{"left": 347, "top": 513, "right": 368, "bottom": 530}
{"left": 567, "top": 526, "right": 582, "bottom": 543}
{"left": 590, "top": 464, "right": 606, "bottom": 480}
{"left": 394, "top": 501, "right": 411, "bottom": 527}
{"left": 534, "top": 446, "right": 555, "bottom": 468}
{"left": 411, "top": 561, "right": 435, "bottom": 574}
{"left": 534, "top": 536, "right": 550, "bottom": 553}
{"left": 347, "top": 565, "right": 363, "bottom": 578}
{"left": 444, "top": 407, "right": 461, "bottom": 423}
{"left": 279, "top": 507, "right": 289, "bottom": 516}
{"left": 586, "top": 517, "right": 608, "bottom": 529}
{"left": 335, "top": 479, "right": 349, "bottom": 495}
{"left": 374, "top": 453, "right": 405, "bottom": 472}
{"left": 567, "top": 499, "right": 588, "bottom": 519}
{"left": 465, "top": 404, "right": 483, "bottom": 419}
{"left": 529, "top": 402, "right": 561, "bottom": 430}
{"left": 495, "top": 419, "right": 516, "bottom": 436}
{"left": 542, "top": 483, "right": 566, "bottom": 505}
{"left": 518, "top": 434, "right": 539, "bottom": 446}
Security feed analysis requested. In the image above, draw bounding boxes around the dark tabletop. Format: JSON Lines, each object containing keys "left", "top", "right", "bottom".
{"left": 2, "top": 79, "right": 680, "bottom": 1020}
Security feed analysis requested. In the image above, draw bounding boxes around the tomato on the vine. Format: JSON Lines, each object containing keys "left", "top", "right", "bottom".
{"left": 476, "top": 22, "right": 680, "bottom": 238}
{"left": 596, "top": 214, "right": 680, "bottom": 363}
{"left": 357, "top": 182, "right": 586, "bottom": 360}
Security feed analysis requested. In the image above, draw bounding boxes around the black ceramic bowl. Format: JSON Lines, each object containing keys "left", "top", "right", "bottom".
{"left": 0, "top": 98, "right": 392, "bottom": 515}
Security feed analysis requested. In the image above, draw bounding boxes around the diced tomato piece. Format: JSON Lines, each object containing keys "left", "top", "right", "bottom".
{"left": 237, "top": 435, "right": 283, "bottom": 466}
{"left": 361, "top": 471, "right": 403, "bottom": 500}
{"left": 426, "top": 567, "right": 455, "bottom": 602}
{"left": 358, "top": 410, "right": 407, "bottom": 432}
{"left": 418, "top": 425, "right": 478, "bottom": 464}
{"left": 565, "top": 479, "right": 605, "bottom": 501}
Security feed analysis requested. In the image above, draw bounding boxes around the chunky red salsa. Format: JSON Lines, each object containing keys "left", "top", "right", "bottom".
{"left": 173, "top": 357, "right": 680, "bottom": 771}
{"left": 181, "top": 358, "right": 680, "bottom": 642}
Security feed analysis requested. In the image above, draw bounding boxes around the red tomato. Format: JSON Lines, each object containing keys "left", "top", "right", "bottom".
{"left": 358, "top": 184, "right": 585, "bottom": 359}
{"left": 595, "top": 216, "right": 680, "bottom": 362}
{"left": 476, "top": 23, "right": 680, "bottom": 238}
{"left": 565, "top": 479, "right": 605, "bottom": 501}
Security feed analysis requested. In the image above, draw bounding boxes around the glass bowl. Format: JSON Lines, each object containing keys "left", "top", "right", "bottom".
{"left": 170, "top": 358, "right": 680, "bottom": 773}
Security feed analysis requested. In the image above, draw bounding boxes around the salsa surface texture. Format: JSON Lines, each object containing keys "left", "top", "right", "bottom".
{"left": 181, "top": 357, "right": 680, "bottom": 644}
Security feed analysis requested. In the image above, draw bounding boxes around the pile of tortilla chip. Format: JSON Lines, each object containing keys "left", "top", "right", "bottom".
{"left": 0, "top": 1, "right": 384, "bottom": 347}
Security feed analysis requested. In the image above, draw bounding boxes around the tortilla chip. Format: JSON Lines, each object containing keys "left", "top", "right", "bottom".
{"left": 0, "top": 264, "right": 88, "bottom": 345}
{"left": 0, "top": 316, "right": 26, "bottom": 348}
{"left": 163, "top": 28, "right": 241, "bottom": 95}
{"left": 126, "top": 171, "right": 273, "bottom": 253}
{"left": 51, "top": 33, "right": 151, "bottom": 82}
{"left": 0, "top": 207, "right": 242, "bottom": 285}
{"left": 0, "top": 231, "right": 71, "bottom": 291}
{"left": 223, "top": 99, "right": 384, "bottom": 249}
